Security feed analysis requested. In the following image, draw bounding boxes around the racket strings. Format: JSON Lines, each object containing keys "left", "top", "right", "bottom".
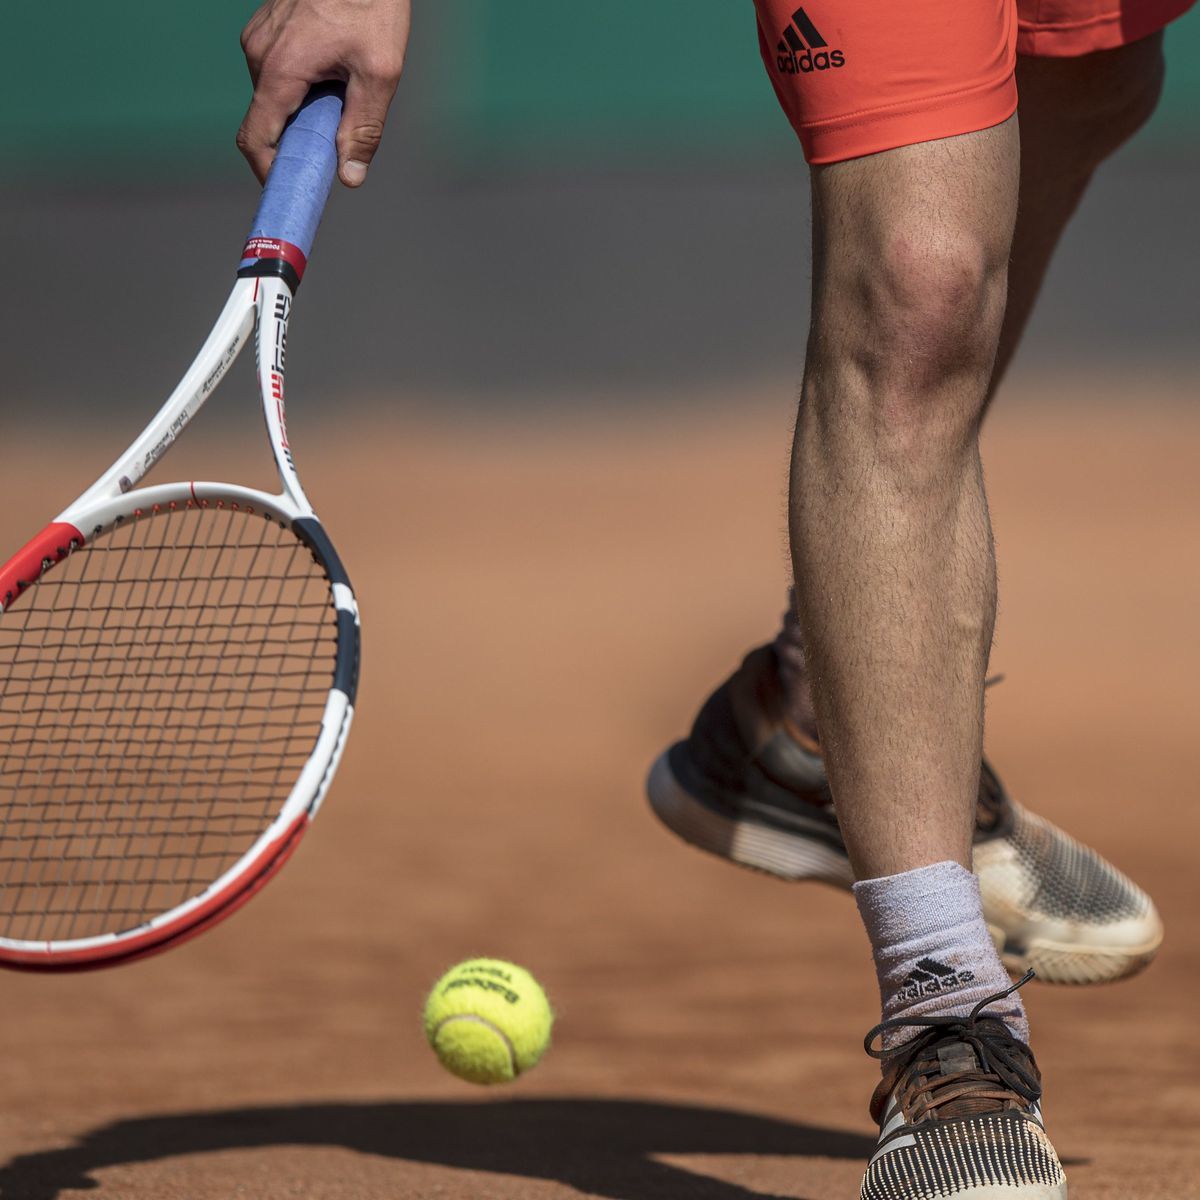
{"left": 0, "top": 506, "right": 338, "bottom": 943}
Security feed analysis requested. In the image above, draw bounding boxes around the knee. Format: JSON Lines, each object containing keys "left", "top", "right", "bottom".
{"left": 818, "top": 226, "right": 1008, "bottom": 448}
{"left": 871, "top": 229, "right": 1007, "bottom": 377}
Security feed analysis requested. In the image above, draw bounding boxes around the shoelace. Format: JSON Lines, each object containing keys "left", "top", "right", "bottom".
{"left": 864, "top": 971, "right": 1042, "bottom": 1124}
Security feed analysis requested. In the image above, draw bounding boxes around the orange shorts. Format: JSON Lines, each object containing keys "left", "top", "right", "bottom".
{"left": 755, "top": 0, "right": 1195, "bottom": 163}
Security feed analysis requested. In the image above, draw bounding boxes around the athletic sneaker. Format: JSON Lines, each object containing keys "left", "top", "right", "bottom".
{"left": 862, "top": 974, "right": 1066, "bottom": 1200}
{"left": 646, "top": 645, "right": 1163, "bottom": 984}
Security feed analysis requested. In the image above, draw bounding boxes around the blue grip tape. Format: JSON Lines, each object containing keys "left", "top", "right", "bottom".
{"left": 240, "top": 84, "right": 344, "bottom": 277}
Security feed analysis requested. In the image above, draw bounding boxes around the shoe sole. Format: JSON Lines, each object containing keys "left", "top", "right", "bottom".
{"left": 648, "top": 751, "right": 1159, "bottom": 987}
{"left": 897, "top": 1187, "right": 1066, "bottom": 1199}
{"left": 646, "top": 751, "right": 854, "bottom": 888}
{"left": 988, "top": 923, "right": 1161, "bottom": 987}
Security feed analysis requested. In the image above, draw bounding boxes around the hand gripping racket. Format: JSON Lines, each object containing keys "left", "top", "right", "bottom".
{"left": 0, "top": 86, "right": 359, "bottom": 970}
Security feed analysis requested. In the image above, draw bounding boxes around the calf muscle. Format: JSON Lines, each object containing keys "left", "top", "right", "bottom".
{"left": 790, "top": 118, "right": 1019, "bottom": 880}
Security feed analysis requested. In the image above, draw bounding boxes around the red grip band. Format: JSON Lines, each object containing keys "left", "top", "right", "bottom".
{"left": 240, "top": 236, "right": 308, "bottom": 282}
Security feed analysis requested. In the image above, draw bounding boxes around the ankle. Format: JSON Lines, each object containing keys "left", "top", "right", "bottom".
{"left": 854, "top": 861, "right": 1029, "bottom": 1052}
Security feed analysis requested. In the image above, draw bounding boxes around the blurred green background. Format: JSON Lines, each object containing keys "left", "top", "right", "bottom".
{"left": 2, "top": 2, "right": 1196, "bottom": 411}
{"left": 4, "top": 1, "right": 1198, "bottom": 175}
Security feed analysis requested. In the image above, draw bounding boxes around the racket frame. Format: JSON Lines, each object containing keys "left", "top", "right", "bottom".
{"left": 0, "top": 275, "right": 359, "bottom": 972}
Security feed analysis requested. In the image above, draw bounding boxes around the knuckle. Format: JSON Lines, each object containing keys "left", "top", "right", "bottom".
{"left": 240, "top": 23, "right": 263, "bottom": 57}
{"left": 363, "top": 54, "right": 404, "bottom": 85}
{"left": 346, "top": 119, "right": 385, "bottom": 153}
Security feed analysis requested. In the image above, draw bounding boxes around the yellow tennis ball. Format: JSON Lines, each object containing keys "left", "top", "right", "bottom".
{"left": 423, "top": 958, "right": 553, "bottom": 1085}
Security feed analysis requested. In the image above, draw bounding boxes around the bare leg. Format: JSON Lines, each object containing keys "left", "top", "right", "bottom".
{"left": 777, "top": 34, "right": 1167, "bottom": 739}
{"left": 988, "top": 33, "right": 1165, "bottom": 399}
{"left": 790, "top": 120, "right": 1019, "bottom": 880}
{"left": 647, "top": 33, "right": 1167, "bottom": 1001}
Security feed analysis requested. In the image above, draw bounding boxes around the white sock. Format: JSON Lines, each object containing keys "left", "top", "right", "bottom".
{"left": 853, "top": 860, "right": 1029, "bottom": 1048}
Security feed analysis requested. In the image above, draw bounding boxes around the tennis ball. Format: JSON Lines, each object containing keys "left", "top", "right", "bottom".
{"left": 423, "top": 958, "right": 553, "bottom": 1085}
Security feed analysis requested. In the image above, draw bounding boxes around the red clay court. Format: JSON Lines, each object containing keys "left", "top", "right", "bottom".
{"left": 0, "top": 377, "right": 1195, "bottom": 1199}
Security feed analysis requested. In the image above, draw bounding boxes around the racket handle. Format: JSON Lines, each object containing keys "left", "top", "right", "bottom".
{"left": 238, "top": 83, "right": 345, "bottom": 290}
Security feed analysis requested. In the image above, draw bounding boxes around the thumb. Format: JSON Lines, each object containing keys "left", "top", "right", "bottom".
{"left": 336, "top": 71, "right": 400, "bottom": 187}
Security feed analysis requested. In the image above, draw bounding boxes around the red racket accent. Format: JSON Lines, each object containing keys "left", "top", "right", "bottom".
{"left": 0, "top": 812, "right": 310, "bottom": 972}
{"left": 0, "top": 523, "right": 85, "bottom": 610}
{"left": 240, "top": 236, "right": 309, "bottom": 282}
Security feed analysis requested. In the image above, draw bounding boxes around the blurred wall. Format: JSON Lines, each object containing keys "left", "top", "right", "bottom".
{"left": 2, "top": 4, "right": 1196, "bottom": 414}
{"left": 4, "top": 2, "right": 1199, "bottom": 175}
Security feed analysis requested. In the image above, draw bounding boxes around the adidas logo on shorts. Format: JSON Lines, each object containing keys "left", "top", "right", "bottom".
{"left": 775, "top": 7, "right": 845, "bottom": 73}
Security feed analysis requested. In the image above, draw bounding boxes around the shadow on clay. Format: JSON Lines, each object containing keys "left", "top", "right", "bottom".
{"left": 0, "top": 1096, "right": 879, "bottom": 1200}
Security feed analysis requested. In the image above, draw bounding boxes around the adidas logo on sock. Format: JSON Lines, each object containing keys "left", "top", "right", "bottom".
{"left": 896, "top": 957, "right": 976, "bottom": 1002}
{"left": 775, "top": 7, "right": 845, "bottom": 74}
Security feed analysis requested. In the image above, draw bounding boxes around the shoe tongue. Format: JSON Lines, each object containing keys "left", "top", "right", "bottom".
{"left": 926, "top": 1042, "right": 1015, "bottom": 1119}
{"left": 937, "top": 1043, "right": 979, "bottom": 1076}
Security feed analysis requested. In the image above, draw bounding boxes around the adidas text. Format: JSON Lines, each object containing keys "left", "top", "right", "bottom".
{"left": 776, "top": 48, "right": 845, "bottom": 74}
{"left": 774, "top": 8, "right": 845, "bottom": 75}
{"left": 895, "top": 957, "right": 977, "bottom": 1003}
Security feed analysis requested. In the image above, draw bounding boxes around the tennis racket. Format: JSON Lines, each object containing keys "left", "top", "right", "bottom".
{"left": 0, "top": 85, "right": 359, "bottom": 971}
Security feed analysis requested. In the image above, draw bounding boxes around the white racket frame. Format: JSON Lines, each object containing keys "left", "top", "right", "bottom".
{"left": 0, "top": 274, "right": 359, "bottom": 970}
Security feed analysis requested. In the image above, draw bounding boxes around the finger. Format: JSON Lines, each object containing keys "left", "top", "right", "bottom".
{"left": 236, "top": 73, "right": 311, "bottom": 184}
{"left": 336, "top": 68, "right": 401, "bottom": 187}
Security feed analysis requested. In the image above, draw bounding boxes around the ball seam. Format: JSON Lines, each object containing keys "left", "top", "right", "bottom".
{"left": 432, "top": 1013, "right": 519, "bottom": 1077}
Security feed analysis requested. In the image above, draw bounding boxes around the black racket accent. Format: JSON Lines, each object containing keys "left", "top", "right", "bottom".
{"left": 292, "top": 517, "right": 351, "bottom": 587}
{"left": 0, "top": 506, "right": 339, "bottom": 946}
{"left": 292, "top": 518, "right": 358, "bottom": 704}
{"left": 237, "top": 256, "right": 303, "bottom": 294}
{"left": 333, "top": 608, "right": 361, "bottom": 704}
